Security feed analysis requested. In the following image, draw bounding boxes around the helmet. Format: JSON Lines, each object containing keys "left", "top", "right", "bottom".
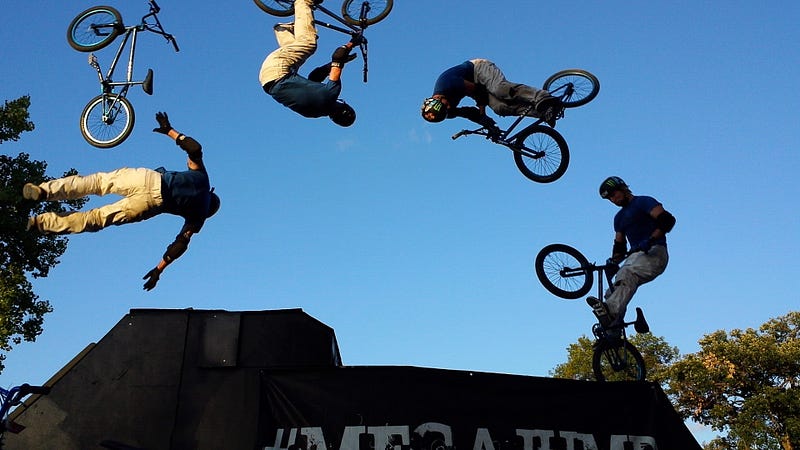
{"left": 207, "top": 191, "right": 221, "bottom": 218}
{"left": 421, "top": 97, "right": 448, "bottom": 122}
{"left": 328, "top": 99, "right": 356, "bottom": 127}
{"left": 599, "top": 176, "right": 628, "bottom": 199}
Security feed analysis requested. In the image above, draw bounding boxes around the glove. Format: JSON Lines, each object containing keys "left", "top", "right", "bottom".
{"left": 142, "top": 267, "right": 161, "bottom": 291}
{"left": 477, "top": 115, "right": 501, "bottom": 136}
{"left": 153, "top": 112, "right": 172, "bottom": 134}
{"left": 605, "top": 258, "right": 620, "bottom": 277}
{"left": 331, "top": 45, "right": 356, "bottom": 67}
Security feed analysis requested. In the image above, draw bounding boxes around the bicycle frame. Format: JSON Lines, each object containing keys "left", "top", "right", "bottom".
{"left": 311, "top": 3, "right": 371, "bottom": 82}
{"left": 452, "top": 103, "right": 547, "bottom": 159}
{"left": 88, "top": 0, "right": 178, "bottom": 122}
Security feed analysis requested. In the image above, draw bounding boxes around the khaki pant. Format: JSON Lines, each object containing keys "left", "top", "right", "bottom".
{"left": 34, "top": 168, "right": 164, "bottom": 234}
{"left": 470, "top": 59, "right": 550, "bottom": 117}
{"left": 259, "top": 0, "right": 318, "bottom": 86}
{"left": 605, "top": 245, "right": 669, "bottom": 321}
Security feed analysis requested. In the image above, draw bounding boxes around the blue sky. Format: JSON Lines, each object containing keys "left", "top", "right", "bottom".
{"left": 2, "top": 0, "right": 799, "bottom": 443}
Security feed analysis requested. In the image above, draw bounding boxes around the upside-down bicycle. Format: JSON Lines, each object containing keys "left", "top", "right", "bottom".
{"left": 452, "top": 69, "right": 599, "bottom": 184}
{"left": 0, "top": 383, "right": 50, "bottom": 448}
{"left": 67, "top": 0, "right": 179, "bottom": 148}
{"left": 534, "top": 243, "right": 650, "bottom": 381}
{"left": 253, "top": 0, "right": 393, "bottom": 82}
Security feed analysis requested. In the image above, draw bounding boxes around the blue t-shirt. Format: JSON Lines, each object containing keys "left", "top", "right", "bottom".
{"left": 432, "top": 61, "right": 474, "bottom": 108}
{"left": 156, "top": 167, "right": 210, "bottom": 233}
{"left": 613, "top": 195, "right": 666, "bottom": 247}
{"left": 269, "top": 74, "right": 342, "bottom": 118}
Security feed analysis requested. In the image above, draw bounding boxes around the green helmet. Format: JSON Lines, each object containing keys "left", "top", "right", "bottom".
{"left": 599, "top": 176, "right": 628, "bottom": 199}
{"left": 421, "top": 97, "right": 447, "bottom": 122}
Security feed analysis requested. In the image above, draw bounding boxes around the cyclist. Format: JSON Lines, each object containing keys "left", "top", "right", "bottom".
{"left": 259, "top": 0, "right": 358, "bottom": 127}
{"left": 588, "top": 176, "right": 676, "bottom": 330}
{"left": 421, "top": 59, "right": 563, "bottom": 130}
{"left": 22, "top": 112, "right": 220, "bottom": 291}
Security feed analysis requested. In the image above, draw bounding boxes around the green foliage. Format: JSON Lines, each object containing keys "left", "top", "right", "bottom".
{"left": 0, "top": 97, "right": 87, "bottom": 373}
{"left": 550, "top": 332, "right": 679, "bottom": 384}
{"left": 665, "top": 312, "right": 800, "bottom": 450}
{"left": 0, "top": 96, "right": 35, "bottom": 142}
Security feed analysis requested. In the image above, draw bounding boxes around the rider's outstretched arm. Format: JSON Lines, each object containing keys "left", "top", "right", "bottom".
{"left": 451, "top": 106, "right": 499, "bottom": 131}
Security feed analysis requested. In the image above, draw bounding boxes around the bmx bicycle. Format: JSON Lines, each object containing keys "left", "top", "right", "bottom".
{"left": 0, "top": 383, "right": 50, "bottom": 448}
{"left": 67, "top": 0, "right": 180, "bottom": 148}
{"left": 534, "top": 243, "right": 650, "bottom": 381}
{"left": 253, "top": 0, "right": 393, "bottom": 82}
{"left": 452, "top": 69, "right": 599, "bottom": 184}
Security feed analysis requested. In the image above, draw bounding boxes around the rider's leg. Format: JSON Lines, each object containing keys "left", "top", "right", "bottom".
{"left": 470, "top": 59, "right": 550, "bottom": 106}
{"left": 32, "top": 168, "right": 163, "bottom": 234}
{"left": 604, "top": 246, "right": 669, "bottom": 323}
{"left": 259, "top": 0, "right": 319, "bottom": 86}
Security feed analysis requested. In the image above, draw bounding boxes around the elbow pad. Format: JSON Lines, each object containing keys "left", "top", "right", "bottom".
{"left": 163, "top": 235, "right": 189, "bottom": 263}
{"left": 176, "top": 134, "right": 203, "bottom": 160}
{"left": 655, "top": 211, "right": 676, "bottom": 233}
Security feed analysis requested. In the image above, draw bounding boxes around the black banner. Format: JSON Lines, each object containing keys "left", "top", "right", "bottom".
{"left": 258, "top": 366, "right": 700, "bottom": 450}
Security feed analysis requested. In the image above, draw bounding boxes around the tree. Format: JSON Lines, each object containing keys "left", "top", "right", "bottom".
{"left": 665, "top": 312, "right": 800, "bottom": 450}
{"left": 550, "top": 332, "right": 680, "bottom": 384}
{"left": 0, "top": 96, "right": 86, "bottom": 373}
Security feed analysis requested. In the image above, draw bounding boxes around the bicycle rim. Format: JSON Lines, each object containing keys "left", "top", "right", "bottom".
{"left": 342, "top": 0, "right": 393, "bottom": 26}
{"left": 542, "top": 70, "right": 599, "bottom": 108}
{"left": 592, "top": 340, "right": 646, "bottom": 382}
{"left": 253, "top": 0, "right": 295, "bottom": 16}
{"left": 80, "top": 94, "right": 135, "bottom": 148}
{"left": 512, "top": 125, "right": 569, "bottom": 183}
{"left": 534, "top": 243, "right": 593, "bottom": 299}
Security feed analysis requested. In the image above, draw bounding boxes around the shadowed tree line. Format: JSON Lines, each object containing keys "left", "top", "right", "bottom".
{"left": 552, "top": 311, "right": 800, "bottom": 450}
{"left": 0, "top": 96, "right": 86, "bottom": 373}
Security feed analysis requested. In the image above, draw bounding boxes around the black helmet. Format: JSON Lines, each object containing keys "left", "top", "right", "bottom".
{"left": 329, "top": 99, "right": 356, "bottom": 127}
{"left": 421, "top": 97, "right": 448, "bottom": 122}
{"left": 599, "top": 176, "right": 628, "bottom": 199}
{"left": 207, "top": 190, "right": 221, "bottom": 218}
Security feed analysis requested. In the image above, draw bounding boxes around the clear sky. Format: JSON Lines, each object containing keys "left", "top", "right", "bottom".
{"left": 2, "top": 0, "right": 799, "bottom": 444}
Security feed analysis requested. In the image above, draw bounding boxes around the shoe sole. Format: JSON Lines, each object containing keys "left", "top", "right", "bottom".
{"left": 23, "top": 184, "right": 43, "bottom": 200}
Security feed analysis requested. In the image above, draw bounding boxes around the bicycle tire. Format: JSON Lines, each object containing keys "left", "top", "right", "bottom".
{"left": 534, "top": 244, "right": 593, "bottom": 299}
{"left": 592, "top": 339, "right": 646, "bottom": 382}
{"left": 342, "top": 0, "right": 393, "bottom": 26}
{"left": 67, "top": 6, "right": 123, "bottom": 52}
{"left": 512, "top": 125, "right": 569, "bottom": 183}
{"left": 543, "top": 69, "right": 599, "bottom": 108}
{"left": 80, "top": 94, "right": 135, "bottom": 148}
{"left": 253, "top": 0, "right": 295, "bottom": 16}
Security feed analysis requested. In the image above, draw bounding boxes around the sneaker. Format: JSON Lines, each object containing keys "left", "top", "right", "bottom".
{"left": 23, "top": 183, "right": 44, "bottom": 201}
{"left": 535, "top": 96, "right": 563, "bottom": 127}
{"left": 586, "top": 296, "right": 613, "bottom": 328}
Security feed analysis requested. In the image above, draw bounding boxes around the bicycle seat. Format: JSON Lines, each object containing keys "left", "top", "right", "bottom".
{"left": 633, "top": 307, "right": 650, "bottom": 333}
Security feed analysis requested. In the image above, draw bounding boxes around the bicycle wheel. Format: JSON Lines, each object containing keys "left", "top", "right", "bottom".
{"left": 67, "top": 6, "right": 123, "bottom": 52}
{"left": 592, "top": 339, "right": 646, "bottom": 382}
{"left": 534, "top": 244, "right": 593, "bottom": 299}
{"left": 253, "top": 0, "right": 295, "bottom": 16}
{"left": 80, "top": 94, "right": 135, "bottom": 149}
{"left": 342, "top": 0, "right": 393, "bottom": 26}
{"left": 512, "top": 125, "right": 569, "bottom": 183}
{"left": 542, "top": 69, "right": 599, "bottom": 108}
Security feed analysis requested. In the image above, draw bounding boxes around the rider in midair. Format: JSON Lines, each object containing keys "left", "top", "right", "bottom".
{"left": 421, "top": 59, "right": 563, "bottom": 130}
{"left": 588, "top": 176, "right": 676, "bottom": 329}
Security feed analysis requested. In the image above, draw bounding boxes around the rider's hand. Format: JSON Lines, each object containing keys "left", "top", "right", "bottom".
{"left": 153, "top": 112, "right": 172, "bottom": 134}
{"left": 331, "top": 45, "right": 356, "bottom": 67}
{"left": 477, "top": 115, "right": 501, "bottom": 136}
{"left": 142, "top": 267, "right": 161, "bottom": 291}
